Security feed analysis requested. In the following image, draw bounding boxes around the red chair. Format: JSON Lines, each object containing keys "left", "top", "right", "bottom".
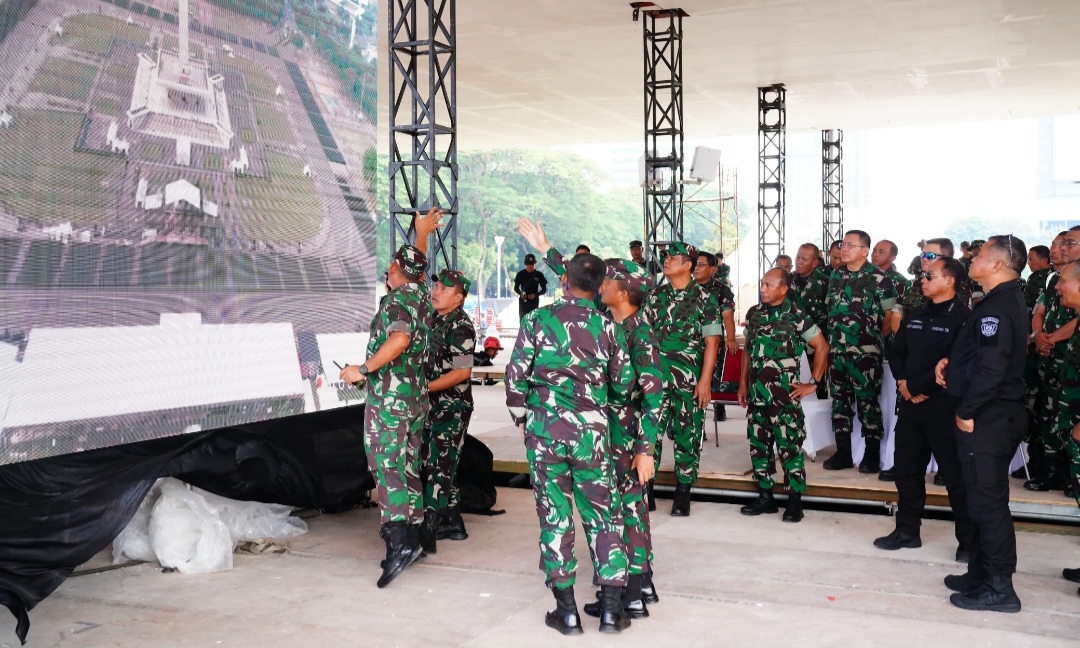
{"left": 709, "top": 347, "right": 744, "bottom": 446}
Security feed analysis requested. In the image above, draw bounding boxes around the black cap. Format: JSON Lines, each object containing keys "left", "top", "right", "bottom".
{"left": 629, "top": 240, "right": 643, "bottom": 248}
{"left": 524, "top": 253, "right": 536, "bottom": 264}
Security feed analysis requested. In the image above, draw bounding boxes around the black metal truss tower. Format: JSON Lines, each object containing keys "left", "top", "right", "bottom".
{"left": 388, "top": 0, "right": 457, "bottom": 274}
{"left": 757, "top": 84, "right": 786, "bottom": 276}
{"left": 822, "top": 129, "right": 844, "bottom": 252}
{"left": 638, "top": 6, "right": 687, "bottom": 271}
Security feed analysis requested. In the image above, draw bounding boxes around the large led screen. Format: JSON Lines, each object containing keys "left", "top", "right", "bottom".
{"left": 0, "top": 0, "right": 378, "bottom": 464}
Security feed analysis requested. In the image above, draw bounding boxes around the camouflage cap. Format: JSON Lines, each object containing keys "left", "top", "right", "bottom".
{"left": 436, "top": 268, "right": 471, "bottom": 295}
{"left": 606, "top": 259, "right": 653, "bottom": 292}
{"left": 667, "top": 241, "right": 699, "bottom": 263}
{"left": 393, "top": 244, "right": 427, "bottom": 278}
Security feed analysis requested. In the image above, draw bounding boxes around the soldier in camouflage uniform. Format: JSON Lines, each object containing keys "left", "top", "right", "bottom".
{"left": 823, "top": 230, "right": 898, "bottom": 474}
{"left": 643, "top": 242, "right": 723, "bottom": 517}
{"left": 872, "top": 239, "right": 910, "bottom": 355}
{"left": 1024, "top": 245, "right": 1052, "bottom": 315}
{"left": 792, "top": 243, "right": 830, "bottom": 399}
{"left": 1027, "top": 229, "right": 1080, "bottom": 492}
{"left": 340, "top": 208, "right": 441, "bottom": 589}
{"left": 1058, "top": 265, "right": 1080, "bottom": 597}
{"left": 737, "top": 268, "right": 829, "bottom": 523}
{"left": 694, "top": 252, "right": 739, "bottom": 421}
{"left": 419, "top": 269, "right": 477, "bottom": 555}
{"left": 1052, "top": 262, "right": 1080, "bottom": 516}
{"left": 506, "top": 251, "right": 635, "bottom": 635}
{"left": 579, "top": 260, "right": 665, "bottom": 620}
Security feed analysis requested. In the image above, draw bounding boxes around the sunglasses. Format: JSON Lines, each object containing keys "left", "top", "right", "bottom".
{"left": 921, "top": 251, "right": 942, "bottom": 261}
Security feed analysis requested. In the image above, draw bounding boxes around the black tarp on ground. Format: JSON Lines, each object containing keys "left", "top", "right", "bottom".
{"left": 0, "top": 405, "right": 371, "bottom": 644}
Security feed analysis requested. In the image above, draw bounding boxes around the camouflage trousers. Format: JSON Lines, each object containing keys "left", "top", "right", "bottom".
{"left": 1022, "top": 350, "right": 1043, "bottom": 446}
{"left": 525, "top": 431, "right": 628, "bottom": 589}
{"left": 746, "top": 403, "right": 807, "bottom": 494}
{"left": 1034, "top": 356, "right": 1067, "bottom": 462}
{"left": 829, "top": 352, "right": 884, "bottom": 440}
{"left": 421, "top": 406, "right": 472, "bottom": 513}
{"left": 365, "top": 400, "right": 426, "bottom": 525}
{"left": 613, "top": 449, "right": 652, "bottom": 576}
{"left": 653, "top": 387, "right": 705, "bottom": 485}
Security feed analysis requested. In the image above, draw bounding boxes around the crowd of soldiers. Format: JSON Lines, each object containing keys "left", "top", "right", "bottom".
{"left": 347, "top": 206, "right": 1080, "bottom": 631}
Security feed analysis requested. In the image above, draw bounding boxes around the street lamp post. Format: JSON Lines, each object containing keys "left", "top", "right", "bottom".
{"left": 494, "top": 235, "right": 505, "bottom": 299}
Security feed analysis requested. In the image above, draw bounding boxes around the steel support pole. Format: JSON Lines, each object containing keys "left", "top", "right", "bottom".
{"left": 757, "top": 84, "right": 785, "bottom": 277}
{"left": 822, "top": 129, "right": 844, "bottom": 252}
{"left": 388, "top": 0, "right": 457, "bottom": 275}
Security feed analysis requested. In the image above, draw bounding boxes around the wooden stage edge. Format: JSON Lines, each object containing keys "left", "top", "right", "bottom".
{"left": 492, "top": 459, "right": 1080, "bottom": 526}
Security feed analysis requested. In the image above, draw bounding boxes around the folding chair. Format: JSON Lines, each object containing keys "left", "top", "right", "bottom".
{"left": 709, "top": 347, "right": 744, "bottom": 447}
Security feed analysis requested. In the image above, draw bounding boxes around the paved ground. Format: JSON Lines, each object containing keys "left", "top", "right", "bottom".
{"left": 9, "top": 486, "right": 1080, "bottom": 647}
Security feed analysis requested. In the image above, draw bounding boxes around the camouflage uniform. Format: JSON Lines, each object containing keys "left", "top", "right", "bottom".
{"left": 506, "top": 296, "right": 634, "bottom": 589}
{"left": 882, "top": 264, "right": 910, "bottom": 354}
{"left": 743, "top": 298, "right": 822, "bottom": 493}
{"left": 826, "top": 261, "right": 897, "bottom": 441}
{"left": 643, "top": 271, "right": 723, "bottom": 484}
{"left": 900, "top": 273, "right": 973, "bottom": 313}
{"left": 422, "top": 275, "right": 477, "bottom": 515}
{"left": 1057, "top": 325, "right": 1080, "bottom": 507}
{"left": 606, "top": 261, "right": 665, "bottom": 576}
{"left": 1024, "top": 268, "right": 1050, "bottom": 315}
{"left": 1033, "top": 273, "right": 1077, "bottom": 465}
{"left": 791, "top": 266, "right": 830, "bottom": 385}
{"left": 364, "top": 247, "right": 432, "bottom": 526}
{"left": 698, "top": 276, "right": 736, "bottom": 391}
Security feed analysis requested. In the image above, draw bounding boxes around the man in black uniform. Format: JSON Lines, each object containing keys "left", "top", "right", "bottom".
{"left": 874, "top": 257, "right": 974, "bottom": 562}
{"left": 514, "top": 254, "right": 547, "bottom": 320}
{"left": 936, "top": 234, "right": 1029, "bottom": 613}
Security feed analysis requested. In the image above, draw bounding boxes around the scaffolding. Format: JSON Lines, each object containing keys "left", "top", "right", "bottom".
{"left": 388, "top": 0, "right": 458, "bottom": 274}
{"left": 757, "top": 83, "right": 786, "bottom": 277}
{"left": 822, "top": 129, "right": 844, "bottom": 251}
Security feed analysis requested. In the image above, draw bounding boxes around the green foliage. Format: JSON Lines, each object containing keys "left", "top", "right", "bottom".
{"left": 374, "top": 150, "right": 748, "bottom": 297}
{"left": 945, "top": 216, "right": 1043, "bottom": 250}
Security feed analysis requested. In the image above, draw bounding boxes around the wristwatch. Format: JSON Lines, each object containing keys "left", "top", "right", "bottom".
{"left": 359, "top": 364, "right": 370, "bottom": 377}
{"left": 807, "top": 377, "right": 818, "bottom": 385}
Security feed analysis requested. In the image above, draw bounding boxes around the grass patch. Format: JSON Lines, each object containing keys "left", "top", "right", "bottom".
{"left": 235, "top": 151, "right": 321, "bottom": 244}
{"left": 221, "top": 55, "right": 278, "bottom": 100}
{"left": 141, "top": 140, "right": 167, "bottom": 162}
{"left": 103, "top": 62, "right": 130, "bottom": 80}
{"left": 162, "top": 35, "right": 205, "bottom": 60}
{"left": 253, "top": 104, "right": 293, "bottom": 143}
{"left": 53, "top": 14, "right": 150, "bottom": 56}
{"left": 0, "top": 110, "right": 123, "bottom": 226}
{"left": 94, "top": 96, "right": 120, "bottom": 116}
{"left": 28, "top": 57, "right": 98, "bottom": 102}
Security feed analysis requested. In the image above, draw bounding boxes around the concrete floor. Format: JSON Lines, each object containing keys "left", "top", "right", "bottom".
{"left": 10, "top": 486, "right": 1080, "bottom": 648}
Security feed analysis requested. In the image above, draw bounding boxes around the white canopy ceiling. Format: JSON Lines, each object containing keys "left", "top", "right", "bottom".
{"left": 378, "top": 0, "right": 1080, "bottom": 148}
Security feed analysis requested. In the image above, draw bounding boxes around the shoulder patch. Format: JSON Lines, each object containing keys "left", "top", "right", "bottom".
{"left": 980, "top": 316, "right": 999, "bottom": 337}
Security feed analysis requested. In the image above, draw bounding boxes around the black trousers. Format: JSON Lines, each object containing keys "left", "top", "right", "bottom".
{"left": 893, "top": 397, "right": 975, "bottom": 548}
{"left": 956, "top": 401, "right": 1026, "bottom": 578}
{"left": 519, "top": 298, "right": 539, "bottom": 320}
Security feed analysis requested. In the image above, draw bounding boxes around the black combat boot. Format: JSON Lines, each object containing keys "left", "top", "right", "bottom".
{"left": 949, "top": 573, "right": 1021, "bottom": 613}
{"left": 859, "top": 439, "right": 880, "bottom": 474}
{"left": 1024, "top": 462, "right": 1066, "bottom": 492}
{"left": 646, "top": 479, "right": 656, "bottom": 512}
{"left": 436, "top": 505, "right": 468, "bottom": 541}
{"left": 944, "top": 571, "right": 985, "bottom": 594}
{"left": 782, "top": 492, "right": 804, "bottom": 523}
{"left": 376, "top": 522, "right": 422, "bottom": 588}
{"left": 584, "top": 575, "right": 650, "bottom": 619}
{"left": 823, "top": 433, "right": 854, "bottom": 470}
{"left": 598, "top": 584, "right": 631, "bottom": 633}
{"left": 740, "top": 487, "right": 778, "bottom": 516}
{"left": 419, "top": 510, "right": 438, "bottom": 556}
{"left": 640, "top": 570, "right": 659, "bottom": 604}
{"left": 545, "top": 586, "right": 584, "bottom": 636}
{"left": 874, "top": 529, "right": 922, "bottom": 550}
{"left": 670, "top": 482, "right": 692, "bottom": 517}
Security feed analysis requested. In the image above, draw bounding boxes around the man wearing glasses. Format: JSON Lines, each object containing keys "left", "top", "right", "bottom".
{"left": 937, "top": 234, "right": 1029, "bottom": 613}
{"left": 823, "top": 230, "right": 898, "bottom": 473}
{"left": 895, "top": 238, "right": 969, "bottom": 325}
{"left": 1026, "top": 229, "right": 1080, "bottom": 493}
{"left": 874, "top": 257, "right": 974, "bottom": 561}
